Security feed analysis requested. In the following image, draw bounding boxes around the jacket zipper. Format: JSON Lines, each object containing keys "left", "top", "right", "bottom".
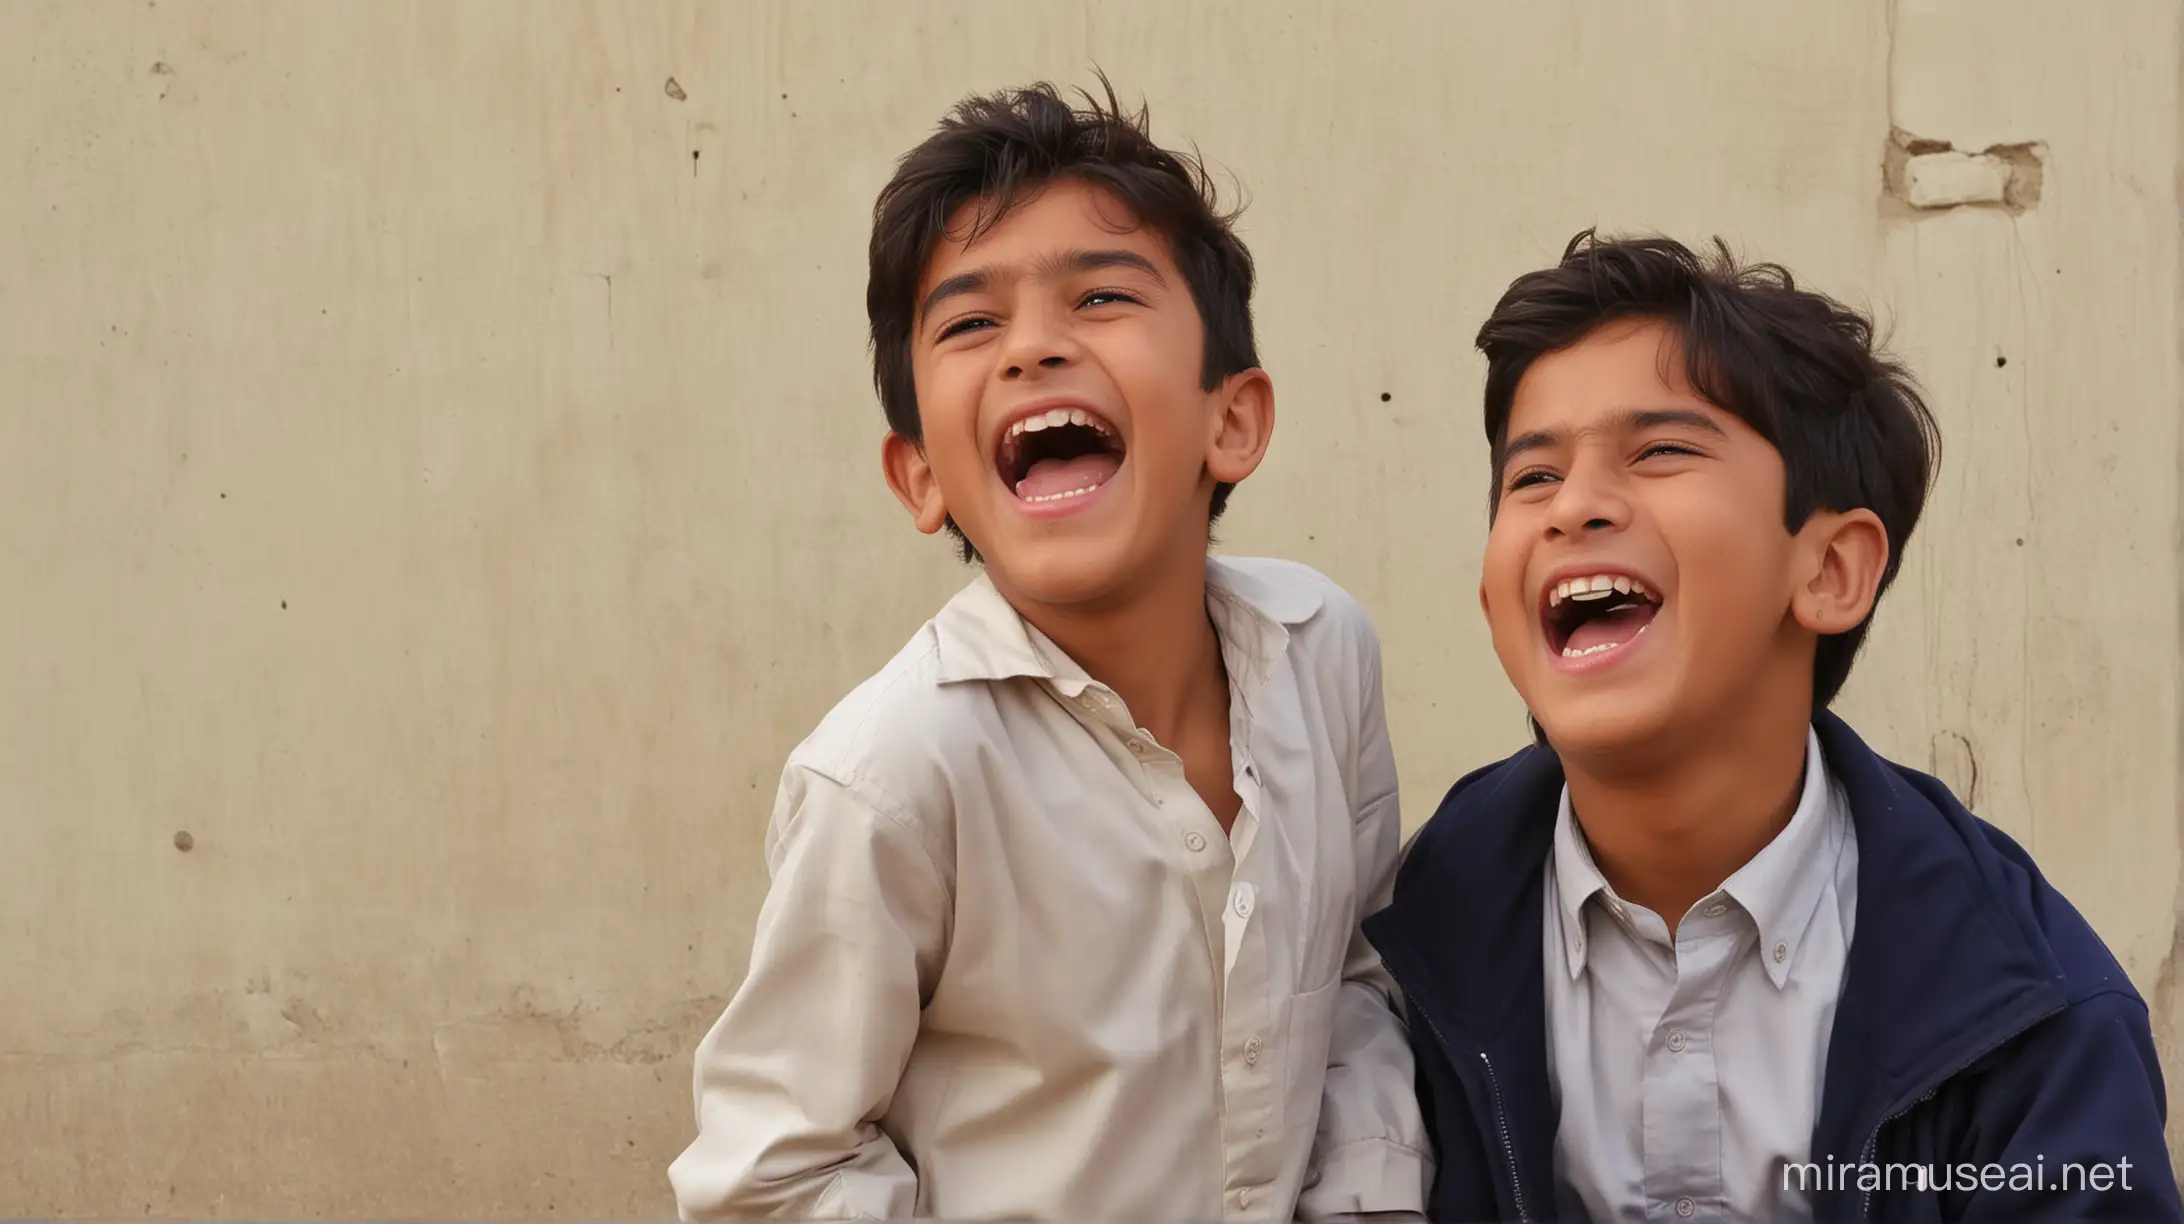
{"left": 1855, "top": 1001, "right": 2065, "bottom": 1219}
{"left": 1477, "top": 1050, "right": 1534, "bottom": 1223}
{"left": 1384, "top": 957, "right": 1533, "bottom": 1223}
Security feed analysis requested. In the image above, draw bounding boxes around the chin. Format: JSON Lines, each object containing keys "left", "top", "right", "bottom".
{"left": 1531, "top": 694, "right": 1680, "bottom": 765}
{"left": 983, "top": 534, "right": 1140, "bottom": 608}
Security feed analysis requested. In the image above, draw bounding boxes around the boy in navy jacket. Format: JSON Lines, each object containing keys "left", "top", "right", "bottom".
{"left": 1364, "top": 231, "right": 2180, "bottom": 1222}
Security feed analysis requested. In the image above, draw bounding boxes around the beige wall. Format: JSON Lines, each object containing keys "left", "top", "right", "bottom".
{"left": 2, "top": 1, "right": 2178, "bottom": 1216}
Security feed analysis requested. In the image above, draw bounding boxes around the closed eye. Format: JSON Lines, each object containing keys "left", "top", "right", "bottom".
{"left": 1639, "top": 442, "right": 1703, "bottom": 460}
{"left": 935, "top": 289, "right": 1139, "bottom": 341}
{"left": 936, "top": 315, "right": 995, "bottom": 340}
{"left": 1506, "top": 467, "right": 1558, "bottom": 492}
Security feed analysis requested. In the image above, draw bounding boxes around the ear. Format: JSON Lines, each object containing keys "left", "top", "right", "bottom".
{"left": 1790, "top": 508, "right": 1890, "bottom": 635}
{"left": 1204, "top": 368, "right": 1275, "bottom": 486}
{"left": 882, "top": 432, "right": 950, "bottom": 535}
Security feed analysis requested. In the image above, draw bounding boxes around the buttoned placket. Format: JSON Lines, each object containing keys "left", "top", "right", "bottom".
{"left": 1623, "top": 896, "right": 1746, "bottom": 1223}
{"left": 1213, "top": 612, "right": 1290, "bottom": 1217}
{"left": 1053, "top": 666, "right": 1283, "bottom": 1218}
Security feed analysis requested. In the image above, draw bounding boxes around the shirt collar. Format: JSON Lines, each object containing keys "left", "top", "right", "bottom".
{"left": 928, "top": 556, "right": 1322, "bottom": 697}
{"left": 1547, "top": 725, "right": 1848, "bottom": 985}
{"left": 1550, "top": 785, "right": 1610, "bottom": 979}
{"left": 928, "top": 573, "right": 1069, "bottom": 688}
{"left": 1719, "top": 724, "right": 1851, "bottom": 989}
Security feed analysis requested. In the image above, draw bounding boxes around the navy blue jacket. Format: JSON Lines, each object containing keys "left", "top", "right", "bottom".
{"left": 1362, "top": 713, "right": 2180, "bottom": 1222}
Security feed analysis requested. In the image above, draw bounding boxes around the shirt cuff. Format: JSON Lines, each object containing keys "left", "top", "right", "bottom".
{"left": 1294, "top": 1136, "right": 1433, "bottom": 1221}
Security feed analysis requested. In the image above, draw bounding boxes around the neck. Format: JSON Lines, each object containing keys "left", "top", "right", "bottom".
{"left": 1559, "top": 694, "right": 1811, "bottom": 932}
{"left": 998, "top": 554, "right": 1225, "bottom": 745}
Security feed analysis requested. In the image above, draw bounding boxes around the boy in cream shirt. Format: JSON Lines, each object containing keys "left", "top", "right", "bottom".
{"left": 668, "top": 80, "right": 1428, "bottom": 1222}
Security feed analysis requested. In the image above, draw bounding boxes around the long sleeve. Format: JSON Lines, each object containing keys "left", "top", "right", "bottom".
{"left": 667, "top": 763, "right": 951, "bottom": 1221}
{"left": 1294, "top": 628, "right": 1433, "bottom": 1222}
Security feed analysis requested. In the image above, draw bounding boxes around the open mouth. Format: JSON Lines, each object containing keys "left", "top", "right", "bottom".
{"left": 996, "top": 406, "right": 1126, "bottom": 505}
{"left": 1543, "top": 573, "right": 1663, "bottom": 660}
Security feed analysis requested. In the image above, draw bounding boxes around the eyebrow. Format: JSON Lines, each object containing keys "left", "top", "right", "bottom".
{"left": 1498, "top": 407, "right": 1728, "bottom": 467}
{"left": 917, "top": 248, "right": 1166, "bottom": 323}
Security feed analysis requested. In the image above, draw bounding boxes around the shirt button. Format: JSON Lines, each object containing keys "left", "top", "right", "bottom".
{"left": 1128, "top": 738, "right": 1146, "bottom": 755}
{"left": 1703, "top": 902, "right": 1728, "bottom": 918}
{"left": 1237, "top": 1187, "right": 1252, "bottom": 1209}
{"left": 1185, "top": 831, "right": 1207, "bottom": 852}
{"left": 1666, "top": 1028, "right": 1687, "bottom": 1053}
{"left": 1244, "top": 1035, "right": 1263, "bottom": 1065}
{"left": 1774, "top": 941, "right": 1789, "bottom": 963}
{"left": 1675, "top": 1197, "right": 1695, "bottom": 1217}
{"left": 1232, "top": 889, "right": 1253, "bottom": 918}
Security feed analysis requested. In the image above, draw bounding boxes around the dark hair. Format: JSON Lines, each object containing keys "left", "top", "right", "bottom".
{"left": 866, "top": 76, "right": 1260, "bottom": 561}
{"left": 1477, "top": 229, "right": 1940, "bottom": 717}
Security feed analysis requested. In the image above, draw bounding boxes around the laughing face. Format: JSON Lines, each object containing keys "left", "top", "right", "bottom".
{"left": 1481, "top": 318, "right": 1814, "bottom": 761}
{"left": 882, "top": 178, "right": 1270, "bottom": 610}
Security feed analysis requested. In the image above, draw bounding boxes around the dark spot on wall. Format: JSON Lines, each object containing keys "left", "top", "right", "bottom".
{"left": 1995, "top": 355, "right": 2007, "bottom": 368}
{"left": 2015, "top": 537, "right": 2024, "bottom": 546}
{"left": 151, "top": 61, "right": 173, "bottom": 75}
{"left": 174, "top": 831, "right": 193, "bottom": 852}
{"left": 1380, "top": 392, "right": 1392, "bottom": 402}
{"left": 280, "top": 600, "right": 287, "bottom": 609}
{"left": 663, "top": 77, "right": 686, "bottom": 101}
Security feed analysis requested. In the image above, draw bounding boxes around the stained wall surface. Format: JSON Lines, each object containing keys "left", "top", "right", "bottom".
{"left": 2, "top": 1, "right": 2178, "bottom": 1215}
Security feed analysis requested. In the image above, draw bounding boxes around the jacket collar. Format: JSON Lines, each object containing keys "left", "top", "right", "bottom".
{"left": 1368, "top": 739, "right": 1562, "bottom": 1044}
{"left": 1805, "top": 713, "right": 2070, "bottom": 1154}
{"left": 1367, "top": 712, "right": 2071, "bottom": 1153}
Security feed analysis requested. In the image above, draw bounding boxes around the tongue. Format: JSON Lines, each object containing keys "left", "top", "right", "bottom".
{"left": 1016, "top": 452, "right": 1121, "bottom": 501}
{"left": 1565, "top": 602, "right": 1657, "bottom": 654}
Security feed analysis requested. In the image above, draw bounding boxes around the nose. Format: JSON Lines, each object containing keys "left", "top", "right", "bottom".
{"left": 997, "top": 300, "right": 1080, "bottom": 381}
{"left": 1006, "top": 355, "right": 1067, "bottom": 377}
{"left": 1543, "top": 453, "right": 1630, "bottom": 539}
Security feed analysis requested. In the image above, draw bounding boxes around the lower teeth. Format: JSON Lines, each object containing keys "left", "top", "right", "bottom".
{"left": 1561, "top": 623, "right": 1649, "bottom": 659}
{"left": 1022, "top": 485, "right": 1097, "bottom": 503}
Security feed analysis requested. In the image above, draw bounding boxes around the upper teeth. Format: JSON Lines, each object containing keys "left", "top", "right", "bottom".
{"left": 1008, "top": 408, "right": 1109, "bottom": 439}
{"left": 1550, "top": 574, "right": 1650, "bottom": 607}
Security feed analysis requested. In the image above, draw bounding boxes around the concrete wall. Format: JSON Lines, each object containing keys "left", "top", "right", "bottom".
{"left": 2, "top": 1, "right": 2176, "bottom": 1216}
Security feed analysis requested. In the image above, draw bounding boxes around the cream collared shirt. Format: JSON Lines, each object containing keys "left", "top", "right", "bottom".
{"left": 1544, "top": 726, "right": 1859, "bottom": 1224}
{"left": 669, "top": 557, "right": 1430, "bottom": 1221}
